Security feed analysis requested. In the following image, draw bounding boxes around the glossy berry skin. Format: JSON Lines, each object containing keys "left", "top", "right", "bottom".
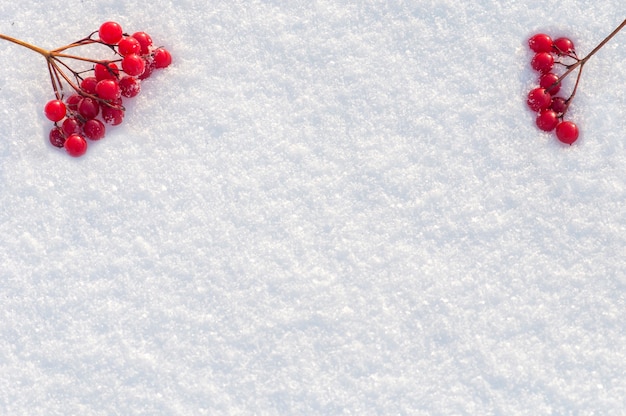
{"left": 119, "top": 76, "right": 141, "bottom": 97}
{"left": 99, "top": 21, "right": 123, "bottom": 45}
{"left": 118, "top": 36, "right": 141, "bottom": 56}
{"left": 62, "top": 117, "right": 83, "bottom": 136}
{"left": 95, "top": 62, "right": 120, "bottom": 81}
{"left": 78, "top": 97, "right": 100, "bottom": 119}
{"left": 528, "top": 33, "right": 553, "bottom": 53}
{"left": 138, "top": 61, "right": 155, "bottom": 80}
{"left": 553, "top": 37, "right": 575, "bottom": 56}
{"left": 96, "top": 79, "right": 121, "bottom": 100}
{"left": 122, "top": 54, "right": 146, "bottom": 77}
{"left": 49, "top": 127, "right": 66, "bottom": 148}
{"left": 531, "top": 52, "right": 554, "bottom": 73}
{"left": 527, "top": 88, "right": 552, "bottom": 112}
{"left": 539, "top": 72, "right": 560, "bottom": 94}
{"left": 102, "top": 105, "right": 125, "bottom": 125}
{"left": 44, "top": 99, "right": 66, "bottom": 122}
{"left": 550, "top": 97, "right": 568, "bottom": 115}
{"left": 536, "top": 109, "right": 559, "bottom": 132}
{"left": 64, "top": 134, "right": 88, "bottom": 157}
{"left": 80, "top": 77, "right": 98, "bottom": 94}
{"left": 153, "top": 48, "right": 172, "bottom": 68}
{"left": 83, "top": 119, "right": 106, "bottom": 140}
{"left": 132, "top": 31, "right": 153, "bottom": 54}
{"left": 65, "top": 94, "right": 82, "bottom": 111}
{"left": 555, "top": 121, "right": 579, "bottom": 145}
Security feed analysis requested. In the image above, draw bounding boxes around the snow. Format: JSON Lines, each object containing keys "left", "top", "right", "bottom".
{"left": 1, "top": 0, "right": 626, "bottom": 414}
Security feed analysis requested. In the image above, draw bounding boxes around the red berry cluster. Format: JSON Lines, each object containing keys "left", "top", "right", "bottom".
{"left": 43, "top": 21, "right": 172, "bottom": 157}
{"left": 526, "top": 33, "right": 579, "bottom": 145}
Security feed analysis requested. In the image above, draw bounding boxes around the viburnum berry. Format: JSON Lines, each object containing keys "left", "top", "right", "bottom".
{"left": 555, "top": 121, "right": 579, "bottom": 145}
{"left": 80, "top": 76, "right": 98, "bottom": 94}
{"left": 94, "top": 62, "right": 120, "bottom": 81}
{"left": 527, "top": 87, "right": 552, "bottom": 112}
{"left": 62, "top": 117, "right": 83, "bottom": 136}
{"left": 95, "top": 79, "right": 121, "bottom": 100}
{"left": 83, "top": 119, "right": 106, "bottom": 140}
{"left": 539, "top": 72, "right": 560, "bottom": 94}
{"left": 528, "top": 33, "right": 553, "bottom": 53}
{"left": 121, "top": 54, "right": 146, "bottom": 77}
{"left": 78, "top": 97, "right": 100, "bottom": 119}
{"left": 44, "top": 99, "right": 66, "bottom": 122}
{"left": 153, "top": 48, "right": 172, "bottom": 68}
{"left": 118, "top": 36, "right": 141, "bottom": 56}
{"left": 536, "top": 109, "right": 559, "bottom": 132}
{"left": 550, "top": 97, "right": 568, "bottom": 115}
{"left": 65, "top": 94, "right": 82, "bottom": 111}
{"left": 0, "top": 22, "right": 173, "bottom": 155}
{"left": 531, "top": 52, "right": 554, "bottom": 73}
{"left": 132, "top": 31, "right": 153, "bottom": 54}
{"left": 139, "top": 61, "right": 156, "bottom": 80}
{"left": 99, "top": 21, "right": 123, "bottom": 45}
{"left": 49, "top": 127, "right": 66, "bottom": 148}
{"left": 102, "top": 104, "right": 124, "bottom": 125}
{"left": 119, "top": 76, "right": 141, "bottom": 97}
{"left": 64, "top": 134, "right": 88, "bottom": 157}
{"left": 553, "top": 37, "right": 575, "bottom": 56}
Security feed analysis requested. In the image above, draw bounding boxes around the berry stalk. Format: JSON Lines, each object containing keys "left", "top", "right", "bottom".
{"left": 0, "top": 32, "right": 115, "bottom": 99}
{"left": 0, "top": 33, "right": 51, "bottom": 57}
{"left": 527, "top": 18, "right": 625, "bottom": 145}
{"left": 0, "top": 22, "right": 172, "bottom": 157}
{"left": 553, "top": 18, "right": 626, "bottom": 115}
{"left": 557, "top": 18, "right": 626, "bottom": 83}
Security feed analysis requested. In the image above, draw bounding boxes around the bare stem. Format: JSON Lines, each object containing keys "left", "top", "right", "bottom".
{"left": 50, "top": 31, "right": 100, "bottom": 53}
{"left": 566, "top": 64, "right": 584, "bottom": 105}
{"left": 0, "top": 33, "right": 50, "bottom": 57}
{"left": 549, "top": 17, "right": 626, "bottom": 118}
{"left": 556, "top": 18, "right": 626, "bottom": 85}
{"left": 1, "top": 32, "right": 125, "bottom": 107}
{"left": 53, "top": 52, "right": 104, "bottom": 65}
{"left": 581, "top": 18, "right": 626, "bottom": 63}
{"left": 47, "top": 61, "right": 63, "bottom": 99}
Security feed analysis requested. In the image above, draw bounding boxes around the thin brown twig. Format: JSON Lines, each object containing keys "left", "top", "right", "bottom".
{"left": 556, "top": 18, "right": 626, "bottom": 85}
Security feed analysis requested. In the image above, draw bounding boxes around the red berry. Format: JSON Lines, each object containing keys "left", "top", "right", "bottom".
{"left": 528, "top": 34, "right": 553, "bottom": 53}
{"left": 99, "top": 21, "right": 123, "bottom": 45}
{"left": 536, "top": 109, "right": 559, "bottom": 132}
{"left": 49, "top": 127, "right": 66, "bottom": 148}
{"left": 539, "top": 72, "right": 560, "bottom": 94}
{"left": 119, "top": 76, "right": 141, "bottom": 98}
{"left": 64, "top": 134, "right": 87, "bottom": 157}
{"left": 531, "top": 52, "right": 554, "bottom": 73}
{"left": 553, "top": 37, "right": 575, "bottom": 56}
{"left": 555, "top": 121, "right": 579, "bottom": 145}
{"left": 44, "top": 99, "right": 66, "bottom": 122}
{"left": 527, "top": 88, "right": 552, "bottom": 112}
{"left": 550, "top": 97, "right": 568, "bottom": 115}
{"left": 95, "top": 79, "right": 121, "bottom": 100}
{"left": 138, "top": 60, "right": 156, "bottom": 80}
{"left": 80, "top": 77, "right": 98, "bottom": 94}
{"left": 78, "top": 97, "right": 100, "bottom": 119}
{"left": 153, "top": 48, "right": 172, "bottom": 68}
{"left": 65, "top": 94, "right": 82, "bottom": 111}
{"left": 62, "top": 117, "right": 83, "bottom": 136}
{"left": 122, "top": 54, "right": 146, "bottom": 77}
{"left": 102, "top": 105, "right": 125, "bottom": 125}
{"left": 132, "top": 31, "right": 153, "bottom": 54}
{"left": 94, "top": 62, "right": 120, "bottom": 81}
{"left": 83, "top": 119, "right": 106, "bottom": 140}
{"left": 118, "top": 36, "right": 141, "bottom": 56}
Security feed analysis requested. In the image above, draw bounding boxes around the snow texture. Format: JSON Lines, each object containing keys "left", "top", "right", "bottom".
{"left": 1, "top": 0, "right": 626, "bottom": 414}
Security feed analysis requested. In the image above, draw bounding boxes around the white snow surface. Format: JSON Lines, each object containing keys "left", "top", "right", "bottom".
{"left": 1, "top": 0, "right": 626, "bottom": 414}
